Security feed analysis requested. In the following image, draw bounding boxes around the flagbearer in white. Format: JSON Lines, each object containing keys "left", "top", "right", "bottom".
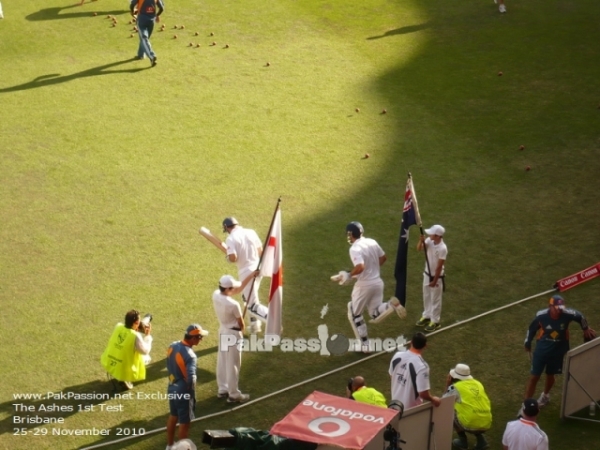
{"left": 333, "top": 222, "right": 405, "bottom": 353}
{"left": 212, "top": 272, "right": 258, "bottom": 403}
{"left": 223, "top": 217, "right": 268, "bottom": 334}
{"left": 416, "top": 224, "right": 448, "bottom": 332}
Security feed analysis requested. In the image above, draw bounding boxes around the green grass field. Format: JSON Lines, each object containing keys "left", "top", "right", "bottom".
{"left": 1, "top": 0, "right": 599, "bottom": 449}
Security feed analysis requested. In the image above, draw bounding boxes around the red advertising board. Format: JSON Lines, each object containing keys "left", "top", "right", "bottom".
{"left": 554, "top": 263, "right": 600, "bottom": 292}
{"left": 270, "top": 391, "right": 398, "bottom": 449}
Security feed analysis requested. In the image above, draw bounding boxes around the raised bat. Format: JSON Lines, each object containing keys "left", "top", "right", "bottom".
{"left": 199, "top": 227, "right": 227, "bottom": 254}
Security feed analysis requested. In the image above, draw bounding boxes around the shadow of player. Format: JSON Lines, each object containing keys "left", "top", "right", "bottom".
{"left": 26, "top": 3, "right": 128, "bottom": 21}
{"left": 366, "top": 22, "right": 432, "bottom": 40}
{"left": 0, "top": 59, "right": 148, "bottom": 94}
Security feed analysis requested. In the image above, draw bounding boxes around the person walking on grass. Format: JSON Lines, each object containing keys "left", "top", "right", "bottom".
{"left": 130, "top": 0, "right": 164, "bottom": 67}
{"left": 523, "top": 295, "right": 595, "bottom": 409}
{"left": 223, "top": 217, "right": 268, "bottom": 334}
{"left": 338, "top": 222, "right": 405, "bottom": 354}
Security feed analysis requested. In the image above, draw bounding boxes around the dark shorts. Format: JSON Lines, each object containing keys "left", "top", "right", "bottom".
{"left": 531, "top": 340, "right": 569, "bottom": 376}
{"left": 169, "top": 394, "right": 195, "bottom": 424}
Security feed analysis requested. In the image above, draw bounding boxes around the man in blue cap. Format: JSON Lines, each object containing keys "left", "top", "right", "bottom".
{"left": 165, "top": 324, "right": 208, "bottom": 450}
{"left": 523, "top": 295, "right": 595, "bottom": 407}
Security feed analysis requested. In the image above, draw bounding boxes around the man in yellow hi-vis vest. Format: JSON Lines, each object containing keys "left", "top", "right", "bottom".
{"left": 347, "top": 376, "right": 387, "bottom": 408}
{"left": 101, "top": 310, "right": 152, "bottom": 390}
{"left": 443, "top": 363, "right": 492, "bottom": 450}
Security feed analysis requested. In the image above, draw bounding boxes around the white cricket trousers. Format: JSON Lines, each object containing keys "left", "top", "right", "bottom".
{"left": 348, "top": 280, "right": 387, "bottom": 340}
{"left": 217, "top": 330, "right": 243, "bottom": 398}
{"left": 422, "top": 274, "right": 443, "bottom": 323}
{"left": 351, "top": 280, "right": 384, "bottom": 316}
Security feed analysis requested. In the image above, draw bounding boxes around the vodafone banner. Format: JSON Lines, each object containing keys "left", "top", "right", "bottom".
{"left": 270, "top": 391, "right": 398, "bottom": 449}
{"left": 554, "top": 263, "right": 600, "bottom": 292}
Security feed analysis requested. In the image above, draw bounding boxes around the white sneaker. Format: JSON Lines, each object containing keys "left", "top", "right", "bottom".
{"left": 227, "top": 393, "right": 250, "bottom": 403}
{"left": 537, "top": 393, "right": 550, "bottom": 407}
{"left": 389, "top": 297, "right": 407, "bottom": 319}
{"left": 369, "top": 304, "right": 395, "bottom": 324}
{"left": 499, "top": 4, "right": 506, "bottom": 13}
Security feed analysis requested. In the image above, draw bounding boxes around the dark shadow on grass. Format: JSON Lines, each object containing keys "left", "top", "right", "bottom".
{"left": 0, "top": 59, "right": 148, "bottom": 93}
{"left": 26, "top": 4, "right": 128, "bottom": 21}
{"left": 367, "top": 22, "right": 432, "bottom": 40}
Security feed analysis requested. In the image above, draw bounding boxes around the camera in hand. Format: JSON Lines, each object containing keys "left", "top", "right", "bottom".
{"left": 138, "top": 313, "right": 153, "bottom": 334}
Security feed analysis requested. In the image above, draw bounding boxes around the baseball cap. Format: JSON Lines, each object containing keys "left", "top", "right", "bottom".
{"left": 219, "top": 274, "right": 242, "bottom": 289}
{"left": 522, "top": 398, "right": 539, "bottom": 417}
{"left": 425, "top": 224, "right": 445, "bottom": 237}
{"left": 186, "top": 324, "right": 209, "bottom": 337}
{"left": 549, "top": 295, "right": 565, "bottom": 307}
{"left": 449, "top": 363, "right": 473, "bottom": 381}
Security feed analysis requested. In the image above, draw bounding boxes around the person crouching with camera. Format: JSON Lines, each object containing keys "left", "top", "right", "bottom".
{"left": 101, "top": 309, "right": 153, "bottom": 390}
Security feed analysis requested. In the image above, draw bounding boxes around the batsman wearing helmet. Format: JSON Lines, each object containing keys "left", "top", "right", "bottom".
{"left": 338, "top": 222, "right": 404, "bottom": 353}
{"left": 222, "top": 217, "right": 268, "bottom": 334}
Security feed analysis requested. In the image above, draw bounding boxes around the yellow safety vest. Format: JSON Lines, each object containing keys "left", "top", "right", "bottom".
{"left": 101, "top": 324, "right": 146, "bottom": 382}
{"left": 352, "top": 386, "right": 387, "bottom": 407}
{"left": 454, "top": 379, "right": 492, "bottom": 430}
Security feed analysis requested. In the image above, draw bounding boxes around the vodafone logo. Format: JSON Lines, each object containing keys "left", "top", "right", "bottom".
{"left": 308, "top": 417, "right": 351, "bottom": 437}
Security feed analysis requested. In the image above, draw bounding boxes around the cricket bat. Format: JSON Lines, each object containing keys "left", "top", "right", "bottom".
{"left": 199, "top": 227, "right": 227, "bottom": 254}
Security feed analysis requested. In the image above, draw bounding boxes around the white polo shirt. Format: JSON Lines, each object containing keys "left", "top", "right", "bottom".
{"left": 502, "top": 418, "right": 549, "bottom": 450}
{"left": 212, "top": 290, "right": 242, "bottom": 332}
{"left": 423, "top": 237, "right": 447, "bottom": 276}
{"left": 225, "top": 226, "right": 262, "bottom": 273}
{"left": 349, "top": 237, "right": 384, "bottom": 287}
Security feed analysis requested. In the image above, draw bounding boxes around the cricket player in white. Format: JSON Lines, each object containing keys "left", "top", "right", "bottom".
{"left": 340, "top": 222, "right": 403, "bottom": 353}
{"left": 416, "top": 224, "right": 447, "bottom": 332}
{"left": 223, "top": 217, "right": 268, "bottom": 334}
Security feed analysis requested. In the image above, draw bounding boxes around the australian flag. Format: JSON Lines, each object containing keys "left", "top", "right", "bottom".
{"left": 394, "top": 181, "right": 418, "bottom": 307}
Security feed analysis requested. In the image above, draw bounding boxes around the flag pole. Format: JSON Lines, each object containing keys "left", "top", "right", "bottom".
{"left": 242, "top": 197, "right": 282, "bottom": 320}
{"left": 408, "top": 173, "right": 432, "bottom": 280}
